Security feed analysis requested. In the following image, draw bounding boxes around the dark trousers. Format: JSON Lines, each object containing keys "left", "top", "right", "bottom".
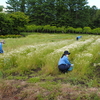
{"left": 76, "top": 37, "right": 78, "bottom": 40}
{"left": 58, "top": 64, "right": 70, "bottom": 73}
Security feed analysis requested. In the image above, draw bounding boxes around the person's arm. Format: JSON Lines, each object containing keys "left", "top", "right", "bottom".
{"left": 66, "top": 59, "right": 74, "bottom": 67}
{"left": 64, "top": 57, "right": 71, "bottom": 65}
{"left": 66, "top": 59, "right": 71, "bottom": 65}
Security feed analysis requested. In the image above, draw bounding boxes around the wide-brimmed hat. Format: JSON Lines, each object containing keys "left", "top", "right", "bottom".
{"left": 64, "top": 51, "right": 70, "bottom": 55}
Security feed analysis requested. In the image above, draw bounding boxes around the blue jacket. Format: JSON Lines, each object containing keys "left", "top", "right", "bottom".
{"left": 77, "top": 36, "right": 82, "bottom": 39}
{"left": 0, "top": 43, "right": 3, "bottom": 53}
{"left": 58, "top": 55, "right": 71, "bottom": 66}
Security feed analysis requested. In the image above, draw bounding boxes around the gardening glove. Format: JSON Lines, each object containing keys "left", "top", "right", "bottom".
{"left": 71, "top": 64, "right": 74, "bottom": 67}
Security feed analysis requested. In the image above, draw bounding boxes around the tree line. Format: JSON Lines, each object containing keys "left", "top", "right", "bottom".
{"left": 0, "top": 12, "right": 100, "bottom": 35}
{"left": 5, "top": 0, "right": 100, "bottom": 29}
{"left": 0, "top": 0, "right": 100, "bottom": 35}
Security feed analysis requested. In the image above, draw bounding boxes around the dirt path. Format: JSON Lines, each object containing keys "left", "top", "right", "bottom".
{"left": 0, "top": 80, "right": 100, "bottom": 100}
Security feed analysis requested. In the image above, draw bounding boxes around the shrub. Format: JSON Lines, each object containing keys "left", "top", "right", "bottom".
{"left": 66, "top": 27, "right": 75, "bottom": 33}
{"left": 91, "top": 28, "right": 100, "bottom": 35}
{"left": 83, "top": 27, "right": 91, "bottom": 34}
{"left": 74, "top": 28, "right": 83, "bottom": 33}
{"left": 0, "top": 35, "right": 22, "bottom": 38}
{"left": 43, "top": 25, "right": 51, "bottom": 33}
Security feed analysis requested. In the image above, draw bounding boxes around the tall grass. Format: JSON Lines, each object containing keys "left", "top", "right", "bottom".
{"left": 42, "top": 37, "right": 95, "bottom": 75}
{"left": 73, "top": 38, "right": 100, "bottom": 77}
{"left": 0, "top": 34, "right": 100, "bottom": 85}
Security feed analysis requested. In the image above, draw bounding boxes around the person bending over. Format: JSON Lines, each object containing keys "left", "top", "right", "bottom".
{"left": 0, "top": 40, "right": 5, "bottom": 53}
{"left": 76, "top": 36, "right": 82, "bottom": 40}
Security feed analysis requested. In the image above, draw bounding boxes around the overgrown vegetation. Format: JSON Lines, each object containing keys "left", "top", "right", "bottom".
{"left": 0, "top": 12, "right": 29, "bottom": 35}
{"left": 0, "top": 0, "right": 99, "bottom": 99}
{"left": 1, "top": 12, "right": 100, "bottom": 35}
{"left": 0, "top": 33, "right": 100, "bottom": 99}
{"left": 6, "top": 0, "right": 100, "bottom": 28}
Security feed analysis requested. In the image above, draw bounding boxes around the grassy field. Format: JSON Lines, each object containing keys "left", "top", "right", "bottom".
{"left": 0, "top": 33, "right": 100, "bottom": 100}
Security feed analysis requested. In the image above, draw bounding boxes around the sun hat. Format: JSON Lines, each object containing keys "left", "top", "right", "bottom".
{"left": 64, "top": 51, "right": 70, "bottom": 55}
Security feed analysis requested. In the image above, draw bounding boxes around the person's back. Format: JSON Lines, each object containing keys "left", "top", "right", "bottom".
{"left": 76, "top": 36, "right": 82, "bottom": 40}
{"left": 0, "top": 42, "right": 3, "bottom": 53}
{"left": 58, "top": 55, "right": 71, "bottom": 66}
{"left": 58, "top": 51, "right": 73, "bottom": 73}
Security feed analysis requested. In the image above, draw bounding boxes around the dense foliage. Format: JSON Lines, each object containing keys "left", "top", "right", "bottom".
{"left": 0, "top": 0, "right": 100, "bottom": 35}
{"left": 0, "top": 12, "right": 29, "bottom": 35}
{"left": 24, "top": 25, "right": 100, "bottom": 35}
{"left": 6, "top": 0, "right": 100, "bottom": 28}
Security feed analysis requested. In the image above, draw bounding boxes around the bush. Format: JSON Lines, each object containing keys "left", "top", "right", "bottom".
{"left": 91, "top": 28, "right": 100, "bottom": 35}
{"left": 66, "top": 27, "right": 75, "bottom": 33}
{"left": 83, "top": 27, "right": 91, "bottom": 34}
{"left": 43, "top": 25, "right": 51, "bottom": 33}
{"left": 0, "top": 35, "right": 22, "bottom": 38}
{"left": 74, "top": 28, "right": 83, "bottom": 33}
{"left": 24, "top": 24, "right": 100, "bottom": 35}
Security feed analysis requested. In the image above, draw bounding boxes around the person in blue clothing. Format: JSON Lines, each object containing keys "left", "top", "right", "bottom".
{"left": 0, "top": 40, "right": 5, "bottom": 53}
{"left": 58, "top": 50, "right": 74, "bottom": 73}
{"left": 76, "top": 36, "right": 82, "bottom": 40}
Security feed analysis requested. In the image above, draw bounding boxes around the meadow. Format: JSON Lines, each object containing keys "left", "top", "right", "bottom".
{"left": 0, "top": 33, "right": 100, "bottom": 100}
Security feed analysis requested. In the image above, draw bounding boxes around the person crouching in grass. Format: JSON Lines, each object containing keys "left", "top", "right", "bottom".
{"left": 58, "top": 51, "right": 74, "bottom": 73}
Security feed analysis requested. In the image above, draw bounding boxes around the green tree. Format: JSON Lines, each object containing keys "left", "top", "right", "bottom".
{"left": 0, "top": 5, "right": 4, "bottom": 12}
{"left": 6, "top": 0, "right": 20, "bottom": 12}
{"left": 8, "top": 12, "right": 29, "bottom": 34}
{"left": 0, "top": 13, "right": 13, "bottom": 35}
{"left": 0, "top": 12, "right": 29, "bottom": 35}
{"left": 6, "top": 0, "right": 26, "bottom": 13}
{"left": 43, "top": 0, "right": 56, "bottom": 25}
{"left": 93, "top": 9, "right": 100, "bottom": 28}
{"left": 5, "top": 0, "right": 100, "bottom": 28}
{"left": 66, "top": 0, "right": 89, "bottom": 27}
{"left": 89, "top": 6, "right": 98, "bottom": 28}
{"left": 55, "top": 0, "right": 70, "bottom": 27}
{"left": 26, "top": 0, "right": 56, "bottom": 25}
{"left": 20, "top": 0, "right": 26, "bottom": 12}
